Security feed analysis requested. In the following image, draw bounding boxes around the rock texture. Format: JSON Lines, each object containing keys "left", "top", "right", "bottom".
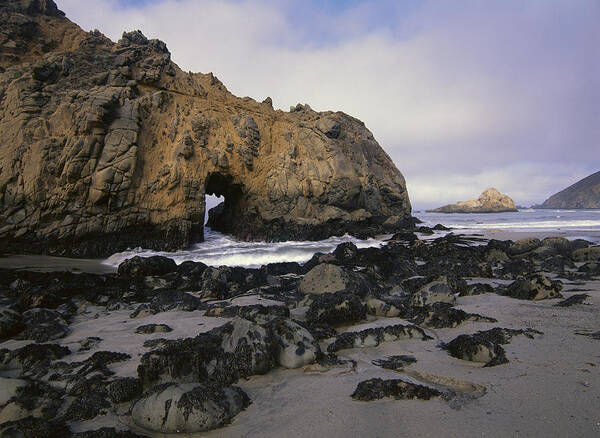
{"left": 428, "top": 188, "right": 517, "bottom": 213}
{"left": 538, "top": 171, "right": 600, "bottom": 209}
{"left": 0, "top": 0, "right": 412, "bottom": 257}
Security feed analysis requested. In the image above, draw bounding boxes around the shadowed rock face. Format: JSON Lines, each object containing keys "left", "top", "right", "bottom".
{"left": 0, "top": 0, "right": 412, "bottom": 257}
{"left": 428, "top": 188, "right": 517, "bottom": 213}
{"left": 539, "top": 171, "right": 600, "bottom": 209}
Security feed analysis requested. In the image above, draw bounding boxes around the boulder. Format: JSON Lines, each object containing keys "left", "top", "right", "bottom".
{"left": 351, "top": 378, "right": 440, "bottom": 401}
{"left": 508, "top": 238, "right": 541, "bottom": 256}
{"left": 107, "top": 377, "right": 142, "bottom": 404}
{"left": 327, "top": 324, "right": 430, "bottom": 352}
{"left": 366, "top": 297, "right": 402, "bottom": 317}
{"left": 14, "top": 308, "right": 68, "bottom": 342}
{"left": 504, "top": 275, "right": 562, "bottom": 300}
{"left": 305, "top": 292, "right": 366, "bottom": 326}
{"left": 269, "top": 319, "right": 320, "bottom": 368}
{"left": 137, "top": 318, "right": 275, "bottom": 386}
{"left": 118, "top": 256, "right": 178, "bottom": 279}
{"left": 299, "top": 264, "right": 364, "bottom": 295}
{"left": 135, "top": 324, "right": 173, "bottom": 334}
{"left": 0, "top": 308, "right": 24, "bottom": 339}
{"left": 428, "top": 188, "right": 517, "bottom": 213}
{"left": 572, "top": 247, "right": 600, "bottom": 262}
{"left": 131, "top": 382, "right": 249, "bottom": 433}
{"left": 410, "top": 277, "right": 456, "bottom": 307}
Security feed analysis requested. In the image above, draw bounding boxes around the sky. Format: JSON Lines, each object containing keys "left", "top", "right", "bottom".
{"left": 59, "top": 0, "right": 600, "bottom": 209}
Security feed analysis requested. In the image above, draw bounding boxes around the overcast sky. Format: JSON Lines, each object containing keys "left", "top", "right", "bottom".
{"left": 60, "top": 0, "right": 599, "bottom": 209}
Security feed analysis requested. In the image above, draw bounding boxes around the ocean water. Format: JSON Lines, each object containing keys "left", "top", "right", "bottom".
{"left": 103, "top": 209, "right": 600, "bottom": 268}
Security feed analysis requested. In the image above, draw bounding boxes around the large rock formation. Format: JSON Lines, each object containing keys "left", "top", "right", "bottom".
{"left": 428, "top": 188, "right": 517, "bottom": 213}
{"left": 538, "top": 171, "right": 600, "bottom": 209}
{"left": 0, "top": 0, "right": 412, "bottom": 257}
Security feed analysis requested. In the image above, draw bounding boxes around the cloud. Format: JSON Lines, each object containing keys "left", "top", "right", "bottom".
{"left": 59, "top": 0, "right": 600, "bottom": 208}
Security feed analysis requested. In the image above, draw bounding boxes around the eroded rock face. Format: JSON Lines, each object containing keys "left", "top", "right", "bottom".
{"left": 428, "top": 188, "right": 517, "bottom": 213}
{"left": 0, "top": 0, "right": 412, "bottom": 257}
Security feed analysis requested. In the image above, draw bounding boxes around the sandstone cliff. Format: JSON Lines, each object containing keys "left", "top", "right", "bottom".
{"left": 428, "top": 188, "right": 517, "bottom": 213}
{"left": 0, "top": 0, "right": 412, "bottom": 256}
{"left": 538, "top": 171, "right": 600, "bottom": 209}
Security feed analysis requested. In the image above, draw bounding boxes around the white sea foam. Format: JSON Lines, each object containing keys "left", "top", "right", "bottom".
{"left": 103, "top": 229, "right": 389, "bottom": 268}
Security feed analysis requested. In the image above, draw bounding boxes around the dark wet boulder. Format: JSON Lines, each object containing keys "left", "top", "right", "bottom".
{"left": 0, "top": 379, "right": 64, "bottom": 423}
{"left": 205, "top": 304, "right": 290, "bottom": 324}
{"left": 176, "top": 260, "right": 208, "bottom": 276}
{"left": 0, "top": 343, "right": 70, "bottom": 375}
{"left": 269, "top": 318, "right": 320, "bottom": 368}
{"left": 409, "top": 303, "right": 497, "bottom": 329}
{"left": 410, "top": 277, "right": 456, "bottom": 307}
{"left": 0, "top": 417, "right": 71, "bottom": 438}
{"left": 554, "top": 294, "right": 589, "bottom": 307}
{"left": 443, "top": 327, "right": 541, "bottom": 367}
{"left": 500, "top": 258, "right": 536, "bottom": 279}
{"left": 131, "top": 382, "right": 249, "bottom": 433}
{"left": 503, "top": 274, "right": 562, "bottom": 300}
{"left": 130, "top": 290, "right": 205, "bottom": 318}
{"left": 443, "top": 333, "right": 507, "bottom": 367}
{"left": 299, "top": 264, "right": 368, "bottom": 296}
{"left": 461, "top": 283, "right": 495, "bottom": 296}
{"left": 372, "top": 355, "right": 417, "bottom": 370}
{"left": 365, "top": 297, "right": 403, "bottom": 317}
{"left": 333, "top": 241, "right": 359, "bottom": 263}
{"left": 14, "top": 308, "right": 68, "bottom": 342}
{"left": 541, "top": 237, "right": 572, "bottom": 255}
{"left": 198, "top": 266, "right": 266, "bottom": 300}
{"left": 0, "top": 308, "right": 24, "bottom": 339}
{"left": 305, "top": 292, "right": 366, "bottom": 326}
{"left": 118, "top": 256, "right": 178, "bottom": 279}
{"left": 327, "top": 324, "right": 431, "bottom": 353}
{"left": 63, "top": 392, "right": 111, "bottom": 421}
{"left": 432, "top": 224, "right": 451, "bottom": 231}
{"left": 107, "top": 377, "right": 143, "bottom": 404}
{"left": 508, "top": 238, "right": 541, "bottom": 256}
{"left": 137, "top": 318, "right": 275, "bottom": 386}
{"left": 572, "top": 246, "right": 600, "bottom": 262}
{"left": 578, "top": 262, "right": 600, "bottom": 276}
{"left": 261, "top": 261, "right": 307, "bottom": 276}
{"left": 351, "top": 378, "right": 441, "bottom": 401}
{"left": 72, "top": 428, "right": 150, "bottom": 438}
{"left": 415, "top": 226, "right": 434, "bottom": 235}
{"left": 541, "top": 255, "right": 575, "bottom": 273}
{"left": 135, "top": 323, "right": 173, "bottom": 334}
{"left": 389, "top": 231, "right": 418, "bottom": 243}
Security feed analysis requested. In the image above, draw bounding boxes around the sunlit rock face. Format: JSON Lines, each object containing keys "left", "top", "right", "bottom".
{"left": 0, "top": 0, "right": 412, "bottom": 256}
{"left": 428, "top": 188, "right": 517, "bottom": 213}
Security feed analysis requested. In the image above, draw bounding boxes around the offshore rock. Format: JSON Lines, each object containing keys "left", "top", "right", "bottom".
{"left": 0, "top": 0, "right": 412, "bottom": 257}
{"left": 428, "top": 188, "right": 517, "bottom": 213}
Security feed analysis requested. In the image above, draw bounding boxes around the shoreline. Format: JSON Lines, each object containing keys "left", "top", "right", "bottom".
{"left": 1, "top": 229, "right": 599, "bottom": 273}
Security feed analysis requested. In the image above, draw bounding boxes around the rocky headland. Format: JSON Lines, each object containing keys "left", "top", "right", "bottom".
{"left": 0, "top": 225, "right": 599, "bottom": 436}
{"left": 537, "top": 171, "right": 600, "bottom": 209}
{"left": 0, "top": 0, "right": 412, "bottom": 258}
{"left": 428, "top": 188, "right": 518, "bottom": 213}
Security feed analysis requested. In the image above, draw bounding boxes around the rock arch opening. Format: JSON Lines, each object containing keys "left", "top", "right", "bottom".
{"left": 204, "top": 173, "right": 244, "bottom": 235}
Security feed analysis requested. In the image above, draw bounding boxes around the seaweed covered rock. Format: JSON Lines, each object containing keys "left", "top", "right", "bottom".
{"left": 14, "top": 308, "right": 68, "bottom": 342}
{"left": 205, "top": 304, "right": 290, "bottom": 324}
{"left": 409, "top": 303, "right": 497, "bottom": 329}
{"left": 135, "top": 324, "right": 173, "bottom": 334}
{"left": 508, "top": 238, "right": 541, "bottom": 256}
{"left": 269, "top": 319, "right": 320, "bottom": 369}
{"left": 504, "top": 275, "right": 562, "bottom": 301}
{"left": 130, "top": 290, "right": 205, "bottom": 317}
{"left": 107, "top": 377, "right": 143, "bottom": 404}
{"left": 372, "top": 355, "right": 417, "bottom": 370}
{"left": 443, "top": 327, "right": 542, "bottom": 367}
{"left": 327, "top": 324, "right": 431, "bottom": 353}
{"left": 118, "top": 256, "right": 178, "bottom": 279}
{"left": 0, "top": 343, "right": 70, "bottom": 375}
{"left": 0, "top": 308, "right": 24, "bottom": 339}
{"left": 132, "top": 382, "right": 249, "bottom": 433}
{"left": 410, "top": 277, "right": 456, "bottom": 307}
{"left": 138, "top": 317, "right": 275, "bottom": 386}
{"left": 299, "top": 264, "right": 366, "bottom": 296}
{"left": 305, "top": 292, "right": 366, "bottom": 326}
{"left": 0, "top": 416, "right": 71, "bottom": 438}
{"left": 572, "top": 247, "right": 600, "bottom": 262}
{"left": 351, "top": 378, "right": 441, "bottom": 401}
{"left": 71, "top": 428, "right": 150, "bottom": 438}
